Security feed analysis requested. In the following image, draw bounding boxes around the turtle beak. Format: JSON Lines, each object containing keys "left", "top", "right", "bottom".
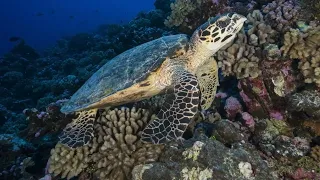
{"left": 233, "top": 14, "right": 247, "bottom": 33}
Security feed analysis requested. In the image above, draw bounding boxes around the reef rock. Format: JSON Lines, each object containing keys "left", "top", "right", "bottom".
{"left": 132, "top": 134, "right": 274, "bottom": 180}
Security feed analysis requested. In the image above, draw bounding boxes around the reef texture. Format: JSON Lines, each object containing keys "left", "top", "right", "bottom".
{"left": 287, "top": 90, "right": 320, "bottom": 117}
{"left": 215, "top": 10, "right": 278, "bottom": 79}
{"left": 48, "top": 107, "right": 163, "bottom": 180}
{"left": 1, "top": 0, "right": 320, "bottom": 180}
{"left": 164, "top": 0, "right": 229, "bottom": 34}
{"left": 131, "top": 134, "right": 274, "bottom": 180}
{"left": 262, "top": 0, "right": 300, "bottom": 33}
{"left": 281, "top": 25, "right": 320, "bottom": 86}
{"left": 20, "top": 100, "right": 72, "bottom": 140}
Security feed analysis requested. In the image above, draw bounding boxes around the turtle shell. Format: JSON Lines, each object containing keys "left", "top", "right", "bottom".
{"left": 61, "top": 34, "right": 189, "bottom": 113}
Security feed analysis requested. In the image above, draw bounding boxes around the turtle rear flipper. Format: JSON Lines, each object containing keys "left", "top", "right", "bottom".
{"left": 59, "top": 109, "right": 97, "bottom": 148}
{"left": 141, "top": 70, "right": 200, "bottom": 144}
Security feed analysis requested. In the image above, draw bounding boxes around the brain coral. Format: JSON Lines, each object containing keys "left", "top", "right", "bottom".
{"left": 48, "top": 107, "right": 164, "bottom": 180}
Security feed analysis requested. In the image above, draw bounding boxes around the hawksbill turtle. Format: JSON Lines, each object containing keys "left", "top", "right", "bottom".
{"left": 59, "top": 13, "right": 247, "bottom": 148}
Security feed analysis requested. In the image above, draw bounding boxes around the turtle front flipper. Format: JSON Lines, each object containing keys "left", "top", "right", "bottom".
{"left": 141, "top": 70, "right": 200, "bottom": 144}
{"left": 59, "top": 109, "right": 97, "bottom": 148}
{"left": 195, "top": 57, "right": 219, "bottom": 110}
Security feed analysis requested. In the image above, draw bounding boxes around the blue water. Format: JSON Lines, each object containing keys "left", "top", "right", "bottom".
{"left": 0, "top": 0, "right": 154, "bottom": 56}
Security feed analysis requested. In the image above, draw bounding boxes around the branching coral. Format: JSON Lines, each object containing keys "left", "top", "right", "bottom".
{"left": 310, "top": 145, "right": 320, "bottom": 162}
{"left": 281, "top": 26, "right": 320, "bottom": 60}
{"left": 164, "top": 0, "right": 228, "bottom": 34}
{"left": 281, "top": 24, "right": 320, "bottom": 85}
{"left": 48, "top": 107, "right": 164, "bottom": 180}
{"left": 299, "top": 52, "right": 320, "bottom": 86}
{"left": 215, "top": 10, "right": 279, "bottom": 79}
{"left": 262, "top": 0, "right": 300, "bottom": 33}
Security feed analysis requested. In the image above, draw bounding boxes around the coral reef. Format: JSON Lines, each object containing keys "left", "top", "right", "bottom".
{"left": 1, "top": 0, "right": 320, "bottom": 180}
{"left": 303, "top": 120, "right": 320, "bottom": 136}
{"left": 131, "top": 134, "right": 275, "bottom": 180}
{"left": 262, "top": 0, "right": 300, "bottom": 33}
{"left": 299, "top": 0, "right": 320, "bottom": 20}
{"left": 0, "top": 134, "right": 36, "bottom": 179}
{"left": 280, "top": 24, "right": 320, "bottom": 86}
{"left": 310, "top": 145, "right": 320, "bottom": 162}
{"left": 48, "top": 107, "right": 163, "bottom": 180}
{"left": 154, "top": 0, "right": 174, "bottom": 14}
{"left": 164, "top": 0, "right": 229, "bottom": 34}
{"left": 68, "top": 33, "right": 94, "bottom": 52}
{"left": 287, "top": 90, "right": 320, "bottom": 117}
{"left": 224, "top": 96, "right": 242, "bottom": 119}
{"left": 10, "top": 40, "right": 40, "bottom": 60}
{"left": 253, "top": 119, "right": 311, "bottom": 161}
{"left": 281, "top": 25, "right": 320, "bottom": 60}
{"left": 20, "top": 100, "right": 72, "bottom": 140}
{"left": 196, "top": 119, "right": 248, "bottom": 145}
{"left": 215, "top": 10, "right": 278, "bottom": 79}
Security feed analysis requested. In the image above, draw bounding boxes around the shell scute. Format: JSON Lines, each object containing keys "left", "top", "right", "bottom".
{"left": 61, "top": 34, "right": 189, "bottom": 113}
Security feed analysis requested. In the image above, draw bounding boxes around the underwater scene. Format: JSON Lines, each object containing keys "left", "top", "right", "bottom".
{"left": 0, "top": 0, "right": 320, "bottom": 179}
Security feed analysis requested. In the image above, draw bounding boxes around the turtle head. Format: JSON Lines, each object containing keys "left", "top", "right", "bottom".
{"left": 192, "top": 13, "right": 246, "bottom": 52}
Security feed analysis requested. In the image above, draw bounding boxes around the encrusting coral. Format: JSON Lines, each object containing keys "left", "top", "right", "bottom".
{"left": 48, "top": 107, "right": 164, "bottom": 180}
{"left": 287, "top": 90, "right": 320, "bottom": 117}
{"left": 299, "top": 0, "right": 320, "bottom": 20}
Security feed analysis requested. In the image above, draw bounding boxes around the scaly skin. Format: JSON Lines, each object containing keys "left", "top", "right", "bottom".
{"left": 156, "top": 13, "right": 247, "bottom": 89}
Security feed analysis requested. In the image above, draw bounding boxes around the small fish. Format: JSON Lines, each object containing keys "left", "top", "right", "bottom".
{"left": 50, "top": 10, "right": 55, "bottom": 14}
{"left": 69, "top": 15, "right": 74, "bottom": 19}
{"left": 9, "top": 36, "right": 21, "bottom": 42}
{"left": 35, "top": 12, "right": 44, "bottom": 16}
{"left": 94, "top": 9, "right": 99, "bottom": 13}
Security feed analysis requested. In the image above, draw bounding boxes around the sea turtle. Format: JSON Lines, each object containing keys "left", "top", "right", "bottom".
{"left": 59, "top": 13, "right": 247, "bottom": 148}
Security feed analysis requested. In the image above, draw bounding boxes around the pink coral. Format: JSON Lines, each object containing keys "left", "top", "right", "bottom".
{"left": 224, "top": 96, "right": 242, "bottom": 119}
{"left": 37, "top": 111, "right": 47, "bottom": 119}
{"left": 290, "top": 168, "right": 317, "bottom": 180}
{"left": 241, "top": 112, "right": 255, "bottom": 128}
{"left": 39, "top": 174, "right": 52, "bottom": 180}
{"left": 212, "top": 0, "right": 219, "bottom": 5}
{"left": 239, "top": 88, "right": 264, "bottom": 117}
{"left": 216, "top": 92, "right": 228, "bottom": 99}
{"left": 269, "top": 111, "right": 284, "bottom": 120}
{"left": 34, "top": 129, "right": 42, "bottom": 138}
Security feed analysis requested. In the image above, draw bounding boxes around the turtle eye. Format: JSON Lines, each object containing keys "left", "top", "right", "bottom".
{"left": 216, "top": 18, "right": 231, "bottom": 29}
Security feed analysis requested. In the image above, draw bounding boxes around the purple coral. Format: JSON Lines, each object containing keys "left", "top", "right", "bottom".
{"left": 262, "top": 0, "right": 300, "bottom": 32}
{"left": 241, "top": 112, "right": 255, "bottom": 128}
{"left": 225, "top": 96, "right": 243, "bottom": 119}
